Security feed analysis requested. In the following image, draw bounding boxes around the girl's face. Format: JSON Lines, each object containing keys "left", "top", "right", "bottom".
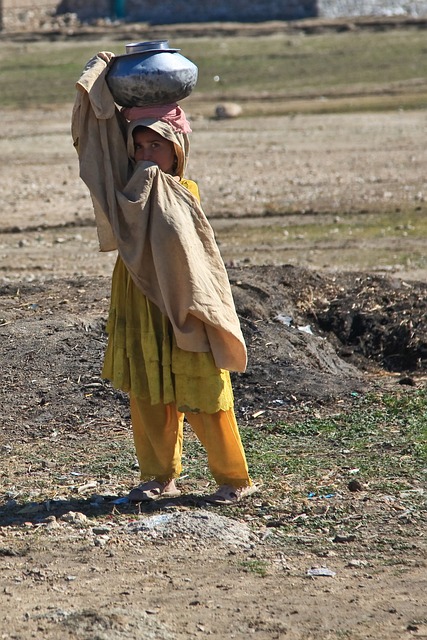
{"left": 133, "top": 128, "right": 176, "bottom": 174}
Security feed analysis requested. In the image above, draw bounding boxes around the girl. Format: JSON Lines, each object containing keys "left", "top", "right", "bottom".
{"left": 72, "top": 51, "right": 257, "bottom": 504}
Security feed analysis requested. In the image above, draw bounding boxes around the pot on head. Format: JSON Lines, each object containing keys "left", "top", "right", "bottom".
{"left": 106, "top": 40, "right": 198, "bottom": 107}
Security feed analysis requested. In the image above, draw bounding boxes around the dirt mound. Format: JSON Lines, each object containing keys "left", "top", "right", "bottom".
{"left": 314, "top": 275, "right": 426, "bottom": 370}
{"left": 229, "top": 265, "right": 426, "bottom": 420}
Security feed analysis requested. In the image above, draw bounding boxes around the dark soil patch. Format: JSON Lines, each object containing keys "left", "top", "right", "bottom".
{"left": 311, "top": 273, "right": 427, "bottom": 372}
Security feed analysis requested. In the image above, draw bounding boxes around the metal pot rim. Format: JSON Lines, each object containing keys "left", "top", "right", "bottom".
{"left": 121, "top": 40, "right": 180, "bottom": 56}
{"left": 115, "top": 49, "right": 180, "bottom": 58}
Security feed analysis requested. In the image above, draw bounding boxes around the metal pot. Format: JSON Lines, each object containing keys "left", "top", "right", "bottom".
{"left": 106, "top": 40, "right": 198, "bottom": 107}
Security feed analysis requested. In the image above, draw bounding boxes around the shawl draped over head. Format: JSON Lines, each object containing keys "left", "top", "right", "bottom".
{"left": 71, "top": 53, "right": 247, "bottom": 373}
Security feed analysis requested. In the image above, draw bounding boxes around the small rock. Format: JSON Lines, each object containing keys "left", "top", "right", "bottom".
{"left": 77, "top": 481, "right": 98, "bottom": 494}
{"left": 43, "top": 516, "right": 61, "bottom": 530}
{"left": 215, "top": 103, "right": 243, "bottom": 119}
{"left": 61, "top": 512, "right": 89, "bottom": 525}
{"left": 307, "top": 566, "right": 336, "bottom": 577}
{"left": 43, "top": 515, "right": 57, "bottom": 523}
{"left": 94, "top": 535, "right": 110, "bottom": 547}
{"left": 92, "top": 526, "right": 111, "bottom": 535}
{"left": 347, "top": 559, "right": 367, "bottom": 568}
{"left": 0, "top": 547, "right": 19, "bottom": 557}
{"left": 333, "top": 533, "right": 356, "bottom": 544}
{"left": 348, "top": 479, "right": 364, "bottom": 492}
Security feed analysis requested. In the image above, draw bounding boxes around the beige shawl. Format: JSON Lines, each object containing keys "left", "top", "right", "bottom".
{"left": 71, "top": 55, "right": 247, "bottom": 372}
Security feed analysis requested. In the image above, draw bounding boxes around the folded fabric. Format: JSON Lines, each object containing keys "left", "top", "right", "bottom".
{"left": 71, "top": 55, "right": 247, "bottom": 372}
{"left": 121, "top": 103, "right": 192, "bottom": 133}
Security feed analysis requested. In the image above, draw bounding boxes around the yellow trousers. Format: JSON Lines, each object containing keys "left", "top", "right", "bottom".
{"left": 130, "top": 396, "right": 251, "bottom": 488}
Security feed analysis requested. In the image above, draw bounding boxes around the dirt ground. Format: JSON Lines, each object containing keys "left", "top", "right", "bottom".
{"left": 0, "top": 94, "right": 426, "bottom": 639}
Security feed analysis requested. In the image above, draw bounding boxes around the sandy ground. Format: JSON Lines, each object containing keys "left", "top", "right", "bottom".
{"left": 1, "top": 107, "right": 427, "bottom": 280}
{"left": 0, "top": 104, "right": 426, "bottom": 639}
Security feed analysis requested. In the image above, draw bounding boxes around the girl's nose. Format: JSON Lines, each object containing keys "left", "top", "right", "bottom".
{"left": 136, "top": 146, "right": 148, "bottom": 161}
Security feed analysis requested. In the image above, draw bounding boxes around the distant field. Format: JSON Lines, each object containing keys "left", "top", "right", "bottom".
{"left": 0, "top": 28, "right": 427, "bottom": 113}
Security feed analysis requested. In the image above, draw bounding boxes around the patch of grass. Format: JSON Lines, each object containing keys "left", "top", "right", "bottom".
{"left": 1, "top": 29, "right": 427, "bottom": 112}
{"left": 80, "top": 439, "right": 137, "bottom": 477}
{"left": 239, "top": 559, "right": 269, "bottom": 577}
{"left": 213, "top": 208, "right": 427, "bottom": 270}
{"left": 184, "top": 31, "right": 427, "bottom": 95}
{"left": 4, "top": 436, "right": 138, "bottom": 503}
{"left": 218, "top": 209, "right": 427, "bottom": 244}
{"left": 0, "top": 42, "right": 83, "bottom": 106}
{"left": 242, "top": 389, "right": 426, "bottom": 495}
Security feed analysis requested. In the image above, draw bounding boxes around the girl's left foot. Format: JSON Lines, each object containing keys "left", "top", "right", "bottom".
{"left": 128, "top": 479, "right": 181, "bottom": 502}
{"left": 204, "top": 483, "right": 259, "bottom": 505}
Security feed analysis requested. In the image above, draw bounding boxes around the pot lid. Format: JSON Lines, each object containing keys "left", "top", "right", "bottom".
{"left": 124, "top": 40, "right": 180, "bottom": 55}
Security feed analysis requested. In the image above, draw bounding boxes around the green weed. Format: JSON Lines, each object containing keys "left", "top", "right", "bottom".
{"left": 241, "top": 389, "right": 427, "bottom": 495}
{"left": 239, "top": 559, "right": 269, "bottom": 577}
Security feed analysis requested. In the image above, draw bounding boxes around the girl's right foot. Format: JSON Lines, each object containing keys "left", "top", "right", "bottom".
{"left": 128, "top": 479, "right": 181, "bottom": 502}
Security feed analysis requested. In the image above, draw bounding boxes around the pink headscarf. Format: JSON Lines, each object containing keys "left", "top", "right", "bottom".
{"left": 121, "top": 103, "right": 192, "bottom": 134}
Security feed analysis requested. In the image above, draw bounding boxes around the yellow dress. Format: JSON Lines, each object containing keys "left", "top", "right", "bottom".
{"left": 102, "top": 178, "right": 234, "bottom": 414}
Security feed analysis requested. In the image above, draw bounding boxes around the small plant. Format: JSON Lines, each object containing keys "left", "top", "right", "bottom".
{"left": 239, "top": 559, "right": 269, "bottom": 577}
